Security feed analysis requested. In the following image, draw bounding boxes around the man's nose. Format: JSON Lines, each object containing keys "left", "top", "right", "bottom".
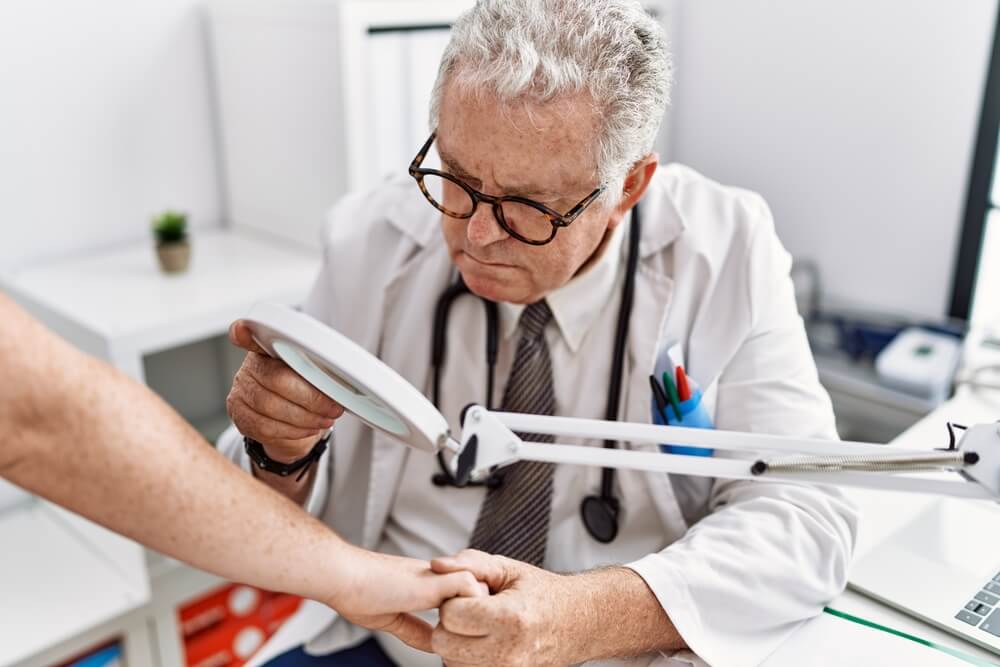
{"left": 466, "top": 204, "right": 509, "bottom": 247}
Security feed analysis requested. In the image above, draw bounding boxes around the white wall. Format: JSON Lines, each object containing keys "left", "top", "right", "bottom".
{"left": 0, "top": 0, "right": 222, "bottom": 272}
{"left": 663, "top": 0, "right": 997, "bottom": 320}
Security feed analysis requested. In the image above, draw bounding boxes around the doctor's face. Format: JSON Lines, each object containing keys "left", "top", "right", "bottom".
{"left": 434, "top": 85, "right": 622, "bottom": 305}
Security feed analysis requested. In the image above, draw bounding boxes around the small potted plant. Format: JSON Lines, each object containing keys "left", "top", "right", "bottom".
{"left": 152, "top": 210, "right": 190, "bottom": 274}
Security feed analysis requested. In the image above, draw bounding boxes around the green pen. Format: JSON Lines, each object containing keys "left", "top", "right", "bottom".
{"left": 662, "top": 370, "right": 683, "bottom": 421}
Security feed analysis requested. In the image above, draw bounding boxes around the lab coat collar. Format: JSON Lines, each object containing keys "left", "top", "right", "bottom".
{"left": 635, "top": 169, "right": 688, "bottom": 259}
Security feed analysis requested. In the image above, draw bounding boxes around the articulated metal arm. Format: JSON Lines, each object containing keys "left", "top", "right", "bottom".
{"left": 450, "top": 406, "right": 1000, "bottom": 501}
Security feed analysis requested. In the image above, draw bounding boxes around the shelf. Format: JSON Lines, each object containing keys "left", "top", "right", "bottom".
{"left": 2, "top": 227, "right": 321, "bottom": 360}
{"left": 0, "top": 501, "right": 149, "bottom": 666}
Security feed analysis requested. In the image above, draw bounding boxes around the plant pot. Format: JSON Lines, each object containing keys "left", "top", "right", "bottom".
{"left": 156, "top": 240, "right": 191, "bottom": 274}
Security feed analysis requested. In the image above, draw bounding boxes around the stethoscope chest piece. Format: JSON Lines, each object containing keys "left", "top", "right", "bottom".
{"left": 580, "top": 493, "right": 620, "bottom": 543}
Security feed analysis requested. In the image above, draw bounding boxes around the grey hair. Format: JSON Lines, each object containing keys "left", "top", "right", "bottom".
{"left": 429, "top": 0, "right": 672, "bottom": 203}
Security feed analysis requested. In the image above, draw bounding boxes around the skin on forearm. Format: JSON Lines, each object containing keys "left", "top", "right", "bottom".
{"left": 562, "top": 567, "right": 686, "bottom": 662}
{"left": 0, "top": 295, "right": 352, "bottom": 607}
{"left": 251, "top": 459, "right": 318, "bottom": 505}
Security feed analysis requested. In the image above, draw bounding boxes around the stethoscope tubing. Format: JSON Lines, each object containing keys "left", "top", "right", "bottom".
{"left": 429, "top": 204, "right": 643, "bottom": 542}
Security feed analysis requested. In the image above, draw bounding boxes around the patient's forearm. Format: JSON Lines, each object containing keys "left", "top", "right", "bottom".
{"left": 251, "top": 459, "right": 318, "bottom": 505}
{"left": 0, "top": 294, "right": 351, "bottom": 606}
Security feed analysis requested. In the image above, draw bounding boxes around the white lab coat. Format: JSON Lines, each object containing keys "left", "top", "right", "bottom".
{"left": 219, "top": 163, "right": 858, "bottom": 667}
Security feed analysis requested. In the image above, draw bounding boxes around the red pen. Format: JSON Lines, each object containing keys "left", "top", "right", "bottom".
{"left": 675, "top": 365, "right": 692, "bottom": 402}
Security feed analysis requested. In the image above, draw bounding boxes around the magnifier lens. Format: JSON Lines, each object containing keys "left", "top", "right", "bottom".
{"left": 272, "top": 339, "right": 409, "bottom": 437}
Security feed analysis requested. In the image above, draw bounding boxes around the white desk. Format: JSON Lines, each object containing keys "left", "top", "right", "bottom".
{"left": 764, "top": 382, "right": 1000, "bottom": 665}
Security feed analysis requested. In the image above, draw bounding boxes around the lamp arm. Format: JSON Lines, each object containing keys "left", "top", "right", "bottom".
{"left": 454, "top": 406, "right": 1000, "bottom": 501}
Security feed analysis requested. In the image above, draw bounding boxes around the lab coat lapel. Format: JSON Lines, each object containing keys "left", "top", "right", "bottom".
{"left": 624, "top": 189, "right": 693, "bottom": 542}
{"left": 360, "top": 240, "right": 453, "bottom": 550}
{"left": 625, "top": 263, "right": 691, "bottom": 542}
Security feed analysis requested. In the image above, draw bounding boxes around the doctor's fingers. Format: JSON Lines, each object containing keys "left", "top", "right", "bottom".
{"left": 242, "top": 351, "right": 344, "bottom": 418}
{"left": 423, "top": 570, "right": 490, "bottom": 608}
{"left": 227, "top": 394, "right": 326, "bottom": 445}
{"left": 379, "top": 613, "right": 435, "bottom": 654}
{"left": 228, "top": 319, "right": 267, "bottom": 354}
{"left": 231, "top": 370, "right": 335, "bottom": 431}
{"left": 438, "top": 595, "right": 507, "bottom": 636}
{"left": 432, "top": 549, "right": 513, "bottom": 592}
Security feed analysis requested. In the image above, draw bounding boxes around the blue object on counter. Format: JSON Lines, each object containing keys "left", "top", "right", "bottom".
{"left": 651, "top": 389, "right": 715, "bottom": 457}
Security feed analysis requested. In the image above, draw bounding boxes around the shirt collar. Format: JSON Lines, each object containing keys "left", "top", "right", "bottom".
{"left": 498, "top": 213, "right": 628, "bottom": 352}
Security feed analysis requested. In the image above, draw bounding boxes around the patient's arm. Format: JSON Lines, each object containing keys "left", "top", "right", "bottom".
{"left": 0, "top": 293, "right": 482, "bottom": 651}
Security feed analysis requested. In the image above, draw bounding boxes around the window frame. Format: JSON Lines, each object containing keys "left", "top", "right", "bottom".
{"left": 949, "top": 6, "right": 1000, "bottom": 322}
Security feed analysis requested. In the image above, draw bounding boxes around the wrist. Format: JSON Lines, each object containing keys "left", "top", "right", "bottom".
{"left": 320, "top": 542, "right": 386, "bottom": 615}
{"left": 554, "top": 570, "right": 610, "bottom": 664}
{"left": 245, "top": 433, "right": 328, "bottom": 479}
{"left": 560, "top": 567, "right": 677, "bottom": 664}
{"left": 315, "top": 539, "right": 358, "bottom": 610}
{"left": 256, "top": 434, "right": 326, "bottom": 464}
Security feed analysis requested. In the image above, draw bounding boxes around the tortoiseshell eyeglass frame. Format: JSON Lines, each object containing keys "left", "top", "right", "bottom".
{"left": 408, "top": 131, "right": 605, "bottom": 246}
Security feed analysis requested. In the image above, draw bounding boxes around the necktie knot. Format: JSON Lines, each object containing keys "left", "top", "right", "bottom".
{"left": 519, "top": 300, "right": 553, "bottom": 340}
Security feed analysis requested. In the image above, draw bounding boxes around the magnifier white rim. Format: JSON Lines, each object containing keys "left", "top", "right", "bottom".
{"left": 243, "top": 301, "right": 449, "bottom": 453}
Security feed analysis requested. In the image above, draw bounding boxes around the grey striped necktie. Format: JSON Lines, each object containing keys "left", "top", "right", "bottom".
{"left": 468, "top": 300, "right": 556, "bottom": 567}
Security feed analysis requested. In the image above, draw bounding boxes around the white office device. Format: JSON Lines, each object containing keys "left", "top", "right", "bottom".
{"left": 244, "top": 302, "right": 1000, "bottom": 654}
{"left": 876, "top": 327, "right": 963, "bottom": 403}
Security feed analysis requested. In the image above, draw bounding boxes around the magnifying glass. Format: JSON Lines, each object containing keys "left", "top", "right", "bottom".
{"left": 244, "top": 302, "right": 458, "bottom": 458}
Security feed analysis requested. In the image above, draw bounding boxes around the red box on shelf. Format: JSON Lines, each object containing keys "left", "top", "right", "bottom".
{"left": 179, "top": 584, "right": 302, "bottom": 667}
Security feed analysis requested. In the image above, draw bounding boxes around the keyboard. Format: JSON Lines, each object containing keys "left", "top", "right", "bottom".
{"left": 955, "top": 570, "right": 1000, "bottom": 638}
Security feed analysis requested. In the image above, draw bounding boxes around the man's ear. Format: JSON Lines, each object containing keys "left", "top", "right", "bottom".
{"left": 607, "top": 153, "right": 659, "bottom": 230}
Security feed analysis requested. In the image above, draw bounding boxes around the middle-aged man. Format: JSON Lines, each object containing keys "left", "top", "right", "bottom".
{"left": 220, "top": 1, "right": 859, "bottom": 665}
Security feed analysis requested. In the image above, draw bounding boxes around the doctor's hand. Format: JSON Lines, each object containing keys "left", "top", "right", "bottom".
{"left": 331, "top": 546, "right": 488, "bottom": 653}
{"left": 226, "top": 319, "right": 344, "bottom": 462}
{"left": 428, "top": 550, "right": 583, "bottom": 666}
{"left": 430, "top": 549, "right": 680, "bottom": 666}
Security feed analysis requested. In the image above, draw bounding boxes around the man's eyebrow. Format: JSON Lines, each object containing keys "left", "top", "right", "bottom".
{"left": 438, "top": 148, "right": 560, "bottom": 199}
{"left": 438, "top": 149, "right": 478, "bottom": 180}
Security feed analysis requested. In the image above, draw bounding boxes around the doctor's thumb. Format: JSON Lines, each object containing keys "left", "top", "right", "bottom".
{"left": 228, "top": 320, "right": 267, "bottom": 354}
{"left": 381, "top": 613, "right": 435, "bottom": 653}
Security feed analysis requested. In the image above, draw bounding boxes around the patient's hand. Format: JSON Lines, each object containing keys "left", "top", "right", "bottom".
{"left": 330, "top": 547, "right": 487, "bottom": 653}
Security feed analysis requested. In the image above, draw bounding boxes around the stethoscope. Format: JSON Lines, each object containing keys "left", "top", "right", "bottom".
{"left": 429, "top": 204, "right": 642, "bottom": 544}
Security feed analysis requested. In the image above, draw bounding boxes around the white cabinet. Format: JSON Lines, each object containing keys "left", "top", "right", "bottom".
{"left": 207, "top": 0, "right": 472, "bottom": 248}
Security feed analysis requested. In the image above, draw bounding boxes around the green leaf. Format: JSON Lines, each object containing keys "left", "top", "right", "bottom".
{"left": 152, "top": 210, "right": 188, "bottom": 243}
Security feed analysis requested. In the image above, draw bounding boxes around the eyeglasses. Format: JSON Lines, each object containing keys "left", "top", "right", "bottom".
{"left": 408, "top": 132, "right": 605, "bottom": 246}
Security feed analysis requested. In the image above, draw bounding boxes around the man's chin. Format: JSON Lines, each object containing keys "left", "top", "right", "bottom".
{"left": 459, "top": 267, "right": 530, "bottom": 304}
